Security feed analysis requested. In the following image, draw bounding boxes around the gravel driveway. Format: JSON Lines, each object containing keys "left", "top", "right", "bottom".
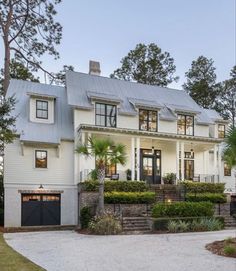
{"left": 4, "top": 230, "right": 236, "bottom": 271}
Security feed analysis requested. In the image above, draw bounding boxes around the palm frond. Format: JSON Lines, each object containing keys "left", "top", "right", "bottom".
{"left": 222, "top": 127, "right": 236, "bottom": 167}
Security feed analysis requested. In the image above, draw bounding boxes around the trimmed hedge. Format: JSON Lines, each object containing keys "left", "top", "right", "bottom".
{"left": 152, "top": 201, "right": 214, "bottom": 218}
{"left": 82, "top": 180, "right": 148, "bottom": 192}
{"left": 0, "top": 208, "right": 3, "bottom": 226}
{"left": 180, "top": 181, "right": 225, "bottom": 193}
{"left": 186, "top": 193, "right": 227, "bottom": 203}
{"left": 104, "top": 192, "right": 155, "bottom": 204}
{"left": 152, "top": 216, "right": 224, "bottom": 231}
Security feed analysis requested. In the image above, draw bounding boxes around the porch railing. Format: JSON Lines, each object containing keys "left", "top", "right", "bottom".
{"left": 193, "top": 174, "right": 220, "bottom": 183}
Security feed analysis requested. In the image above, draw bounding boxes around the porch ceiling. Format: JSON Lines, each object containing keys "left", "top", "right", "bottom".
{"left": 77, "top": 124, "right": 223, "bottom": 144}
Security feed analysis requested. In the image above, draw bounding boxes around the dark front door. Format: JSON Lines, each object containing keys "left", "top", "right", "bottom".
{"left": 141, "top": 149, "right": 161, "bottom": 184}
{"left": 22, "top": 194, "right": 61, "bottom": 226}
{"left": 184, "top": 160, "right": 194, "bottom": 180}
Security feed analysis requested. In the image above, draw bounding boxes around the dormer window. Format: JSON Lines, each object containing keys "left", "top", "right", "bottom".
{"left": 177, "top": 114, "right": 194, "bottom": 136}
{"left": 139, "top": 109, "right": 157, "bottom": 132}
{"left": 95, "top": 103, "right": 116, "bottom": 127}
{"left": 36, "top": 100, "right": 48, "bottom": 119}
{"left": 218, "top": 124, "right": 225, "bottom": 138}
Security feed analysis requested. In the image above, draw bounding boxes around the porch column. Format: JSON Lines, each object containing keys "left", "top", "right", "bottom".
{"left": 136, "top": 137, "right": 140, "bottom": 181}
{"left": 176, "top": 141, "right": 180, "bottom": 180}
{"left": 213, "top": 144, "right": 217, "bottom": 175}
{"left": 131, "top": 137, "right": 135, "bottom": 181}
{"left": 203, "top": 151, "right": 206, "bottom": 175}
{"left": 181, "top": 142, "right": 185, "bottom": 181}
{"left": 217, "top": 144, "right": 221, "bottom": 181}
{"left": 79, "top": 132, "right": 86, "bottom": 181}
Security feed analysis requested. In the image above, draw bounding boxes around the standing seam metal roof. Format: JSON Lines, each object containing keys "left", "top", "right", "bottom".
{"left": 7, "top": 79, "right": 74, "bottom": 144}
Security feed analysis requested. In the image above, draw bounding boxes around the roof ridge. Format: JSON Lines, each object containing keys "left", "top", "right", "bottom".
{"left": 10, "top": 78, "right": 65, "bottom": 90}
{"left": 66, "top": 70, "right": 185, "bottom": 93}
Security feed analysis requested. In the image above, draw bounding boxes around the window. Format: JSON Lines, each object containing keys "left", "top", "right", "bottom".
{"left": 139, "top": 109, "right": 157, "bottom": 132}
{"left": 177, "top": 114, "right": 194, "bottom": 136}
{"left": 218, "top": 124, "right": 225, "bottom": 138}
{"left": 36, "top": 100, "right": 48, "bottom": 119}
{"left": 35, "top": 150, "right": 47, "bottom": 168}
{"left": 95, "top": 103, "right": 116, "bottom": 127}
{"left": 105, "top": 163, "right": 116, "bottom": 177}
{"left": 224, "top": 163, "right": 231, "bottom": 176}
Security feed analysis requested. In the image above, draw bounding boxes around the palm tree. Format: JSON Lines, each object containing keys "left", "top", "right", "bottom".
{"left": 223, "top": 127, "right": 236, "bottom": 168}
{"left": 76, "top": 137, "right": 127, "bottom": 214}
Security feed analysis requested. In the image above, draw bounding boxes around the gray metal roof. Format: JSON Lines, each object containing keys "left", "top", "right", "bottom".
{"left": 7, "top": 72, "right": 225, "bottom": 145}
{"left": 7, "top": 79, "right": 74, "bottom": 144}
{"left": 66, "top": 71, "right": 223, "bottom": 124}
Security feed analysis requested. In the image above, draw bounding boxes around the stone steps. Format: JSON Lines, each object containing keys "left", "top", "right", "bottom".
{"left": 122, "top": 217, "right": 151, "bottom": 232}
{"left": 222, "top": 215, "right": 236, "bottom": 228}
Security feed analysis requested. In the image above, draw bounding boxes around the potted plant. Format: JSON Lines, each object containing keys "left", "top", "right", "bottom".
{"left": 162, "top": 173, "right": 176, "bottom": 185}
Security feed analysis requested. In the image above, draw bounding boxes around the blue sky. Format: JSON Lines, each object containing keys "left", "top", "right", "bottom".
{"left": 1, "top": 0, "right": 236, "bottom": 88}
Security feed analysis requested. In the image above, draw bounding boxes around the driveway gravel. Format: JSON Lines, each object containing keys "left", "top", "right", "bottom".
{"left": 4, "top": 230, "right": 236, "bottom": 271}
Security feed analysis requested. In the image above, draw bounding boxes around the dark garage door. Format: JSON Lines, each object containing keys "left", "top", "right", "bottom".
{"left": 22, "top": 194, "right": 61, "bottom": 226}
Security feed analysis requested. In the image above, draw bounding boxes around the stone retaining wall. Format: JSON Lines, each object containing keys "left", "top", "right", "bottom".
{"left": 104, "top": 204, "right": 151, "bottom": 217}
{"left": 214, "top": 203, "right": 230, "bottom": 216}
{"left": 79, "top": 191, "right": 231, "bottom": 217}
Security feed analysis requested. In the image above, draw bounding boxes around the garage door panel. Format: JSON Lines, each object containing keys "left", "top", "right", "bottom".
{"left": 22, "top": 202, "right": 41, "bottom": 226}
{"left": 42, "top": 202, "right": 60, "bottom": 225}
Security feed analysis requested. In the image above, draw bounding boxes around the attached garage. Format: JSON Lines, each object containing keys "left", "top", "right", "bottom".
{"left": 21, "top": 194, "right": 61, "bottom": 226}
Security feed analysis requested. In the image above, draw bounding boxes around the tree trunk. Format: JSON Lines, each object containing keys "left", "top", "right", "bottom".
{"left": 97, "top": 167, "right": 105, "bottom": 215}
{"left": 3, "top": 42, "right": 10, "bottom": 96}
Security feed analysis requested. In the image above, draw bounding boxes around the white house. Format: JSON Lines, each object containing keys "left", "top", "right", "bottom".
{"left": 4, "top": 61, "right": 234, "bottom": 228}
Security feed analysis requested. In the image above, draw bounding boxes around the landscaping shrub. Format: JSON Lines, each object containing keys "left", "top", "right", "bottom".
{"left": 153, "top": 216, "right": 224, "bottom": 231}
{"left": 82, "top": 180, "right": 99, "bottom": 192}
{"left": 167, "top": 220, "right": 190, "bottom": 233}
{"left": 167, "top": 220, "right": 179, "bottom": 233}
{"left": 186, "top": 193, "right": 227, "bottom": 203}
{"left": 162, "top": 173, "right": 176, "bottom": 185}
{"left": 223, "top": 245, "right": 236, "bottom": 256}
{"left": 82, "top": 180, "right": 148, "bottom": 192}
{"left": 152, "top": 202, "right": 214, "bottom": 218}
{"left": 104, "top": 191, "right": 155, "bottom": 204}
{"left": 80, "top": 206, "right": 93, "bottom": 229}
{"left": 164, "top": 217, "right": 224, "bottom": 232}
{"left": 88, "top": 214, "right": 122, "bottom": 235}
{"left": 180, "top": 181, "right": 225, "bottom": 193}
{"left": 193, "top": 217, "right": 224, "bottom": 231}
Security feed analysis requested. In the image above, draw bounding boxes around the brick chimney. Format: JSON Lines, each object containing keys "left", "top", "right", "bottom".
{"left": 89, "top": 60, "right": 101, "bottom": 76}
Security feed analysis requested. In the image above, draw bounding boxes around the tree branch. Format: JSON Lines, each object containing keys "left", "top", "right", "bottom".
{"left": 10, "top": 46, "right": 55, "bottom": 79}
{"left": 9, "top": 0, "right": 29, "bottom": 44}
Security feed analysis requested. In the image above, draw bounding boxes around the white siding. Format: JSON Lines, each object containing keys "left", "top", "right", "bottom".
{"left": 4, "top": 139, "right": 74, "bottom": 185}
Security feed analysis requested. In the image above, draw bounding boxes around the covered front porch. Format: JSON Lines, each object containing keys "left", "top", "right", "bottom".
{"left": 76, "top": 125, "right": 222, "bottom": 184}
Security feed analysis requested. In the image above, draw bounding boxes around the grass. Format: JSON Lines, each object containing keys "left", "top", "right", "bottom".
{"left": 0, "top": 233, "right": 45, "bottom": 271}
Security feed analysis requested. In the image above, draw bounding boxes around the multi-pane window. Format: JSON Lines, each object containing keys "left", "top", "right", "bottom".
{"left": 177, "top": 114, "right": 194, "bottom": 135}
{"left": 224, "top": 163, "right": 231, "bottom": 176}
{"left": 35, "top": 150, "right": 47, "bottom": 168}
{"left": 105, "top": 163, "right": 116, "bottom": 177}
{"left": 139, "top": 109, "right": 157, "bottom": 132}
{"left": 218, "top": 124, "right": 225, "bottom": 138}
{"left": 95, "top": 103, "right": 116, "bottom": 127}
{"left": 36, "top": 100, "right": 48, "bottom": 119}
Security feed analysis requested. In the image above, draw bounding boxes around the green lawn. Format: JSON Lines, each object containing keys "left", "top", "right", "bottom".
{"left": 0, "top": 233, "right": 45, "bottom": 271}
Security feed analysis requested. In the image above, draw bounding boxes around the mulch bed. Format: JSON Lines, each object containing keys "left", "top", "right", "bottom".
{"left": 206, "top": 238, "right": 236, "bottom": 258}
